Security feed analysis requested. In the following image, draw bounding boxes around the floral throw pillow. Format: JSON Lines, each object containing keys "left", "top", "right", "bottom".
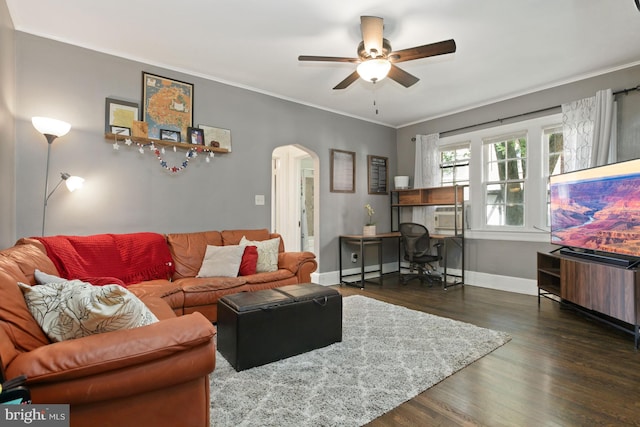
{"left": 239, "top": 236, "right": 280, "bottom": 273}
{"left": 18, "top": 280, "right": 158, "bottom": 342}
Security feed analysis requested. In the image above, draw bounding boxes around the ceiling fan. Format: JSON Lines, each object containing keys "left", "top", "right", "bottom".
{"left": 298, "top": 16, "right": 456, "bottom": 90}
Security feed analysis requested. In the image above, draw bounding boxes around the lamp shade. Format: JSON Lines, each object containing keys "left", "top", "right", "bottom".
{"left": 32, "top": 117, "right": 71, "bottom": 137}
{"left": 356, "top": 59, "right": 391, "bottom": 83}
{"left": 64, "top": 175, "right": 85, "bottom": 192}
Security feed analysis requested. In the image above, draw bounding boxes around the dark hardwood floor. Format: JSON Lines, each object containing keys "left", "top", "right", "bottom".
{"left": 332, "top": 278, "right": 640, "bottom": 427}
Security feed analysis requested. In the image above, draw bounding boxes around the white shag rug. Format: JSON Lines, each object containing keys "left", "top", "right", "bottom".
{"left": 210, "top": 295, "right": 510, "bottom": 427}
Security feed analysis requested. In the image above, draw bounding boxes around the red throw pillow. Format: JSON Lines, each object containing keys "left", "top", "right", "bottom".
{"left": 239, "top": 246, "right": 259, "bottom": 276}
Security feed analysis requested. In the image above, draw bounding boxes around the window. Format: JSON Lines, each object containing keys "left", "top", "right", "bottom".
{"left": 545, "top": 126, "right": 564, "bottom": 225}
{"left": 440, "top": 144, "right": 470, "bottom": 186}
{"left": 547, "top": 126, "right": 564, "bottom": 176}
{"left": 436, "top": 113, "right": 562, "bottom": 241}
{"left": 484, "top": 133, "right": 527, "bottom": 227}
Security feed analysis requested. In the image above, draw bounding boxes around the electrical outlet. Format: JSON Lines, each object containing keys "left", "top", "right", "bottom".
{"left": 351, "top": 253, "right": 358, "bottom": 263}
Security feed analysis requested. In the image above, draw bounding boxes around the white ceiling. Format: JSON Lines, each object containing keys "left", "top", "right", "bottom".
{"left": 7, "top": 0, "right": 640, "bottom": 128}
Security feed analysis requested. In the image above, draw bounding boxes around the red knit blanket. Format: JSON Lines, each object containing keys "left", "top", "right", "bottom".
{"left": 34, "top": 233, "right": 175, "bottom": 285}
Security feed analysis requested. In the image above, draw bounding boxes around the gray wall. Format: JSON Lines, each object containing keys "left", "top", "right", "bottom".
{"left": 0, "top": 0, "right": 15, "bottom": 249}
{"left": 12, "top": 33, "right": 397, "bottom": 274}
{"left": 5, "top": 10, "right": 639, "bottom": 284}
{"left": 397, "top": 65, "right": 640, "bottom": 281}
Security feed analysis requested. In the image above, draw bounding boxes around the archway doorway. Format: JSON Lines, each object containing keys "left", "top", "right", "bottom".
{"left": 271, "top": 145, "right": 319, "bottom": 260}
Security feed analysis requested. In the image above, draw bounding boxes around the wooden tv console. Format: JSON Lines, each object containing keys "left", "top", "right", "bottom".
{"left": 537, "top": 251, "right": 640, "bottom": 348}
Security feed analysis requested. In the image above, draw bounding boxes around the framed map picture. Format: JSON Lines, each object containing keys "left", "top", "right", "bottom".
{"left": 142, "top": 72, "right": 193, "bottom": 140}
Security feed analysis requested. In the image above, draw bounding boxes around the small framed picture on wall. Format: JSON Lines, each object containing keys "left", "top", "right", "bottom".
{"left": 160, "top": 129, "right": 181, "bottom": 142}
{"left": 110, "top": 126, "right": 131, "bottom": 136}
{"left": 199, "top": 124, "right": 232, "bottom": 151}
{"left": 330, "top": 149, "right": 355, "bottom": 193}
{"left": 367, "top": 155, "right": 389, "bottom": 195}
{"left": 187, "top": 127, "right": 205, "bottom": 145}
{"left": 105, "top": 98, "right": 138, "bottom": 134}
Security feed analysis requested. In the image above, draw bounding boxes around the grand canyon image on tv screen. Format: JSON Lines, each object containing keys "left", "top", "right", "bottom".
{"left": 550, "top": 158, "right": 640, "bottom": 258}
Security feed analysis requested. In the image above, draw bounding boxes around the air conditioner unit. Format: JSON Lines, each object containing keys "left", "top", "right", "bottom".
{"left": 434, "top": 206, "right": 463, "bottom": 231}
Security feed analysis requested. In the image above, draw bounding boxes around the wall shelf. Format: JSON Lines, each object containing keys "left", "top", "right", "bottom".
{"left": 391, "top": 186, "right": 465, "bottom": 208}
{"left": 104, "top": 133, "right": 230, "bottom": 153}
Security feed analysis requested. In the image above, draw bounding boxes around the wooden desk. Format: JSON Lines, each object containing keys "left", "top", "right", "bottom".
{"left": 338, "top": 232, "right": 401, "bottom": 288}
{"left": 339, "top": 232, "right": 464, "bottom": 289}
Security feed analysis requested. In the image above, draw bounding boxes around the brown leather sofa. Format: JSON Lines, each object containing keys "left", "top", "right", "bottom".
{"left": 0, "top": 228, "right": 317, "bottom": 426}
{"left": 161, "top": 228, "right": 318, "bottom": 321}
{"left": 19, "top": 228, "right": 318, "bottom": 322}
{"left": 0, "top": 243, "right": 216, "bottom": 427}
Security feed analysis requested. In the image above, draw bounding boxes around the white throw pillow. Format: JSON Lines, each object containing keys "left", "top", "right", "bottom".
{"left": 18, "top": 280, "right": 158, "bottom": 342}
{"left": 196, "top": 245, "right": 246, "bottom": 278}
{"left": 239, "top": 236, "right": 280, "bottom": 273}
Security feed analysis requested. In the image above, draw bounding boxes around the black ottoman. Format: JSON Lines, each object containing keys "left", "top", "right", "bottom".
{"left": 217, "top": 283, "right": 342, "bottom": 371}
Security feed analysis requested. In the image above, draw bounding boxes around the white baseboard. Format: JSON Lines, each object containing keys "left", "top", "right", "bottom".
{"left": 312, "top": 265, "right": 537, "bottom": 296}
{"left": 464, "top": 271, "right": 537, "bottom": 296}
{"left": 312, "top": 262, "right": 398, "bottom": 286}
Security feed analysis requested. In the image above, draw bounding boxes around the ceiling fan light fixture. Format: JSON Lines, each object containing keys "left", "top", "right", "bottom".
{"left": 298, "top": 17, "right": 456, "bottom": 90}
{"left": 356, "top": 59, "right": 391, "bottom": 83}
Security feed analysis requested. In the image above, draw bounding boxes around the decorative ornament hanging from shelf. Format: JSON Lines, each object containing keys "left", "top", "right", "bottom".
{"left": 111, "top": 133, "right": 215, "bottom": 174}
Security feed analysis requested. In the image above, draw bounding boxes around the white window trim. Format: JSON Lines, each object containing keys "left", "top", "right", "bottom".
{"left": 542, "top": 124, "right": 564, "bottom": 228}
{"left": 438, "top": 113, "right": 562, "bottom": 242}
{"left": 482, "top": 131, "right": 528, "bottom": 229}
{"left": 439, "top": 142, "right": 471, "bottom": 186}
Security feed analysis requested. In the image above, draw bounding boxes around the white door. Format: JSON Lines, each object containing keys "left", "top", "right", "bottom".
{"left": 272, "top": 145, "right": 315, "bottom": 253}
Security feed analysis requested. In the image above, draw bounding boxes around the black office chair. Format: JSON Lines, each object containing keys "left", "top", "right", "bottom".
{"left": 399, "top": 223, "right": 443, "bottom": 286}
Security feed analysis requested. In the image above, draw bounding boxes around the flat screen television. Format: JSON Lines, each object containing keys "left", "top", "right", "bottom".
{"left": 549, "top": 158, "right": 640, "bottom": 266}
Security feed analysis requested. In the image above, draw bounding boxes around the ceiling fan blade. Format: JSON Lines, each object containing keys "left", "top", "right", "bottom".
{"left": 389, "top": 39, "right": 456, "bottom": 63}
{"left": 387, "top": 64, "right": 419, "bottom": 88}
{"left": 333, "top": 71, "right": 360, "bottom": 90}
{"left": 298, "top": 55, "right": 360, "bottom": 63}
{"left": 360, "top": 16, "right": 384, "bottom": 58}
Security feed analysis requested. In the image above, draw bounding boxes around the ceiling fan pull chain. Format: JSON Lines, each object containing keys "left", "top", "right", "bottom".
{"left": 372, "top": 85, "right": 380, "bottom": 115}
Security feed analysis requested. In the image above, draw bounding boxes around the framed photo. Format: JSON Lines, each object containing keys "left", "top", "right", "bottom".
{"left": 367, "top": 155, "right": 389, "bottom": 195}
{"left": 160, "top": 129, "right": 181, "bottom": 142}
{"left": 187, "top": 127, "right": 205, "bottom": 145}
{"left": 330, "top": 149, "right": 355, "bottom": 193}
{"left": 199, "top": 124, "right": 232, "bottom": 151}
{"left": 110, "top": 126, "right": 131, "bottom": 136}
{"left": 142, "top": 72, "right": 194, "bottom": 140}
{"left": 105, "top": 98, "right": 138, "bottom": 134}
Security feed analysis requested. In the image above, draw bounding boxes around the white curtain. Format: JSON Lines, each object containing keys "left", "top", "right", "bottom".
{"left": 412, "top": 133, "right": 440, "bottom": 229}
{"left": 414, "top": 133, "right": 440, "bottom": 188}
{"left": 561, "top": 88, "right": 617, "bottom": 172}
{"left": 591, "top": 88, "right": 617, "bottom": 166}
{"left": 561, "top": 96, "right": 595, "bottom": 172}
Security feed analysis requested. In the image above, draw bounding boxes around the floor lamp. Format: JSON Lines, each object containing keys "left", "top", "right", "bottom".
{"left": 42, "top": 172, "right": 85, "bottom": 235}
{"left": 32, "top": 116, "right": 80, "bottom": 236}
